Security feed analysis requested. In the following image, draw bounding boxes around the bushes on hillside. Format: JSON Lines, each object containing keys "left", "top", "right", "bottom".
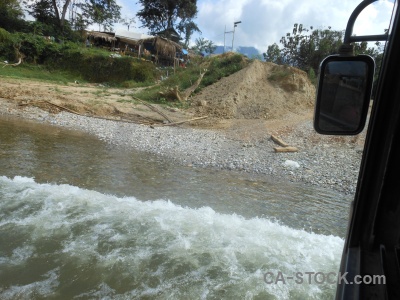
{"left": 62, "top": 55, "right": 157, "bottom": 83}
{"left": 200, "top": 53, "right": 248, "bottom": 88}
{"left": 0, "top": 30, "right": 61, "bottom": 63}
{"left": 47, "top": 48, "right": 158, "bottom": 83}
{"left": 0, "top": 27, "right": 15, "bottom": 60}
{"left": 0, "top": 29, "right": 159, "bottom": 84}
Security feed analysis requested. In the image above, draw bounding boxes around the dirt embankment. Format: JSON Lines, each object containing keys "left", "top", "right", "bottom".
{"left": 190, "top": 60, "right": 315, "bottom": 120}
{"left": 0, "top": 59, "right": 317, "bottom": 140}
{"left": 0, "top": 78, "right": 196, "bottom": 125}
{"left": 185, "top": 59, "right": 317, "bottom": 141}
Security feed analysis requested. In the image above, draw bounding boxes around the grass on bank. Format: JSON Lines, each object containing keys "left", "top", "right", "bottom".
{"left": 1, "top": 44, "right": 249, "bottom": 109}
{"left": 134, "top": 53, "right": 250, "bottom": 104}
{"left": 0, "top": 64, "right": 84, "bottom": 84}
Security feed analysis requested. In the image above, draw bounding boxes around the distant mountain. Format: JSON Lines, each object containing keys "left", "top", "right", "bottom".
{"left": 212, "top": 46, "right": 261, "bottom": 59}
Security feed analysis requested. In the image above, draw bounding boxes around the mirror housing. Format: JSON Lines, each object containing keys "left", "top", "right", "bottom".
{"left": 314, "top": 55, "right": 375, "bottom": 135}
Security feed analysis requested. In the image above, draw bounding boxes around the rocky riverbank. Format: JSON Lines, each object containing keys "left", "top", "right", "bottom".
{"left": 1, "top": 99, "right": 366, "bottom": 195}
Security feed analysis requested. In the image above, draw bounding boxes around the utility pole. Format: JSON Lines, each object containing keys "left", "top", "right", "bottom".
{"left": 223, "top": 25, "right": 227, "bottom": 53}
{"left": 232, "top": 21, "right": 241, "bottom": 52}
{"left": 224, "top": 25, "right": 234, "bottom": 52}
{"left": 224, "top": 21, "right": 241, "bottom": 52}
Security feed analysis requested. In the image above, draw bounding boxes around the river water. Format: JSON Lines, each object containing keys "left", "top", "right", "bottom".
{"left": 0, "top": 116, "right": 351, "bottom": 299}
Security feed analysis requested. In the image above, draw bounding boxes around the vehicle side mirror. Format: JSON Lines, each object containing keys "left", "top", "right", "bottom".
{"left": 314, "top": 55, "right": 375, "bottom": 135}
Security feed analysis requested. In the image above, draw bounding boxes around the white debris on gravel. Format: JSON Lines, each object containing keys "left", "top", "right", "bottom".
{"left": 283, "top": 160, "right": 300, "bottom": 169}
{"left": 1, "top": 102, "right": 364, "bottom": 195}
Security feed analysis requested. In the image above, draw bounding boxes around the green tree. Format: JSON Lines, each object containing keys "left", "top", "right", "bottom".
{"left": 27, "top": 0, "right": 55, "bottom": 23}
{"left": 51, "top": 0, "right": 72, "bottom": 30}
{"left": 27, "top": 0, "right": 119, "bottom": 33}
{"left": 191, "top": 37, "right": 216, "bottom": 55}
{"left": 25, "top": 0, "right": 72, "bottom": 32}
{"left": 267, "top": 23, "right": 384, "bottom": 84}
{"left": 192, "top": 37, "right": 207, "bottom": 52}
{"left": 79, "top": 0, "right": 121, "bottom": 31}
{"left": 137, "top": 0, "right": 199, "bottom": 42}
{"left": 273, "top": 24, "right": 345, "bottom": 74}
{"left": 120, "top": 16, "right": 136, "bottom": 31}
{"left": 74, "top": 13, "right": 91, "bottom": 32}
{"left": 0, "top": 0, "right": 26, "bottom": 32}
{"left": 263, "top": 43, "right": 283, "bottom": 64}
{"left": 204, "top": 40, "right": 216, "bottom": 55}
{"left": 177, "top": 20, "right": 200, "bottom": 48}
{"left": 278, "top": 24, "right": 344, "bottom": 73}
{"left": 25, "top": 0, "right": 81, "bottom": 39}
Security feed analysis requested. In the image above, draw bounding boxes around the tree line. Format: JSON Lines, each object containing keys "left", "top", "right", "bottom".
{"left": 1, "top": 0, "right": 221, "bottom": 55}
{"left": 263, "top": 23, "right": 384, "bottom": 83}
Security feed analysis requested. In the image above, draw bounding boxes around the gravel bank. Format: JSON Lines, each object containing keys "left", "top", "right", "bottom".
{"left": 1, "top": 100, "right": 365, "bottom": 195}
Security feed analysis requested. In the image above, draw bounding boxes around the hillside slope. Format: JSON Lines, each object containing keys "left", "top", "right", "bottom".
{"left": 190, "top": 60, "right": 315, "bottom": 120}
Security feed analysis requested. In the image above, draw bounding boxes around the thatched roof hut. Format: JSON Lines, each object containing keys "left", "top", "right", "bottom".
{"left": 115, "top": 29, "right": 182, "bottom": 58}
{"left": 86, "top": 30, "right": 187, "bottom": 66}
{"left": 115, "top": 30, "right": 153, "bottom": 45}
{"left": 86, "top": 31, "right": 117, "bottom": 43}
{"left": 151, "top": 37, "right": 182, "bottom": 59}
{"left": 155, "top": 28, "right": 182, "bottom": 43}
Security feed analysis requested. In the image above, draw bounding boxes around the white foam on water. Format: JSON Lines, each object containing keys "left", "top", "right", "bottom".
{"left": 9, "top": 245, "right": 36, "bottom": 265}
{"left": 0, "top": 176, "right": 344, "bottom": 299}
{"left": 0, "top": 268, "right": 60, "bottom": 300}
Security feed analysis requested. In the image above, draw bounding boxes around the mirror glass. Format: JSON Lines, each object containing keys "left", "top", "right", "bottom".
{"left": 314, "top": 55, "right": 374, "bottom": 135}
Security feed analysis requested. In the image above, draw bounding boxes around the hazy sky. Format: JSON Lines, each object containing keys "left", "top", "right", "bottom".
{"left": 116, "top": 0, "right": 394, "bottom": 52}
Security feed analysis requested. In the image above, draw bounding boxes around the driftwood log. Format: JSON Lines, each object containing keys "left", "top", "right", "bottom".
{"left": 271, "top": 134, "right": 298, "bottom": 152}
{"left": 271, "top": 134, "right": 289, "bottom": 147}
{"left": 1, "top": 57, "right": 22, "bottom": 68}
{"left": 161, "top": 116, "right": 208, "bottom": 126}
{"left": 159, "top": 69, "right": 208, "bottom": 102}
{"left": 19, "top": 100, "right": 156, "bottom": 125}
{"left": 131, "top": 95, "right": 173, "bottom": 123}
{"left": 2, "top": 47, "right": 24, "bottom": 68}
{"left": 19, "top": 97, "right": 208, "bottom": 128}
{"left": 274, "top": 146, "right": 299, "bottom": 153}
{"left": 19, "top": 100, "right": 82, "bottom": 115}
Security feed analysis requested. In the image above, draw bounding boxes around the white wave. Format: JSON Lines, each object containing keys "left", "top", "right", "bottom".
{"left": 0, "top": 176, "right": 344, "bottom": 299}
{"left": 0, "top": 268, "right": 59, "bottom": 300}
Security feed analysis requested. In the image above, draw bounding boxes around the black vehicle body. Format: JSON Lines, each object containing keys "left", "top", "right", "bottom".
{"left": 314, "top": 0, "right": 400, "bottom": 299}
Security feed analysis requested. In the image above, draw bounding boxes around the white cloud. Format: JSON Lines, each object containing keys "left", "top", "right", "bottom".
{"left": 194, "top": 0, "right": 394, "bottom": 52}
{"left": 353, "top": 0, "right": 394, "bottom": 36}
{"left": 114, "top": 0, "right": 394, "bottom": 52}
